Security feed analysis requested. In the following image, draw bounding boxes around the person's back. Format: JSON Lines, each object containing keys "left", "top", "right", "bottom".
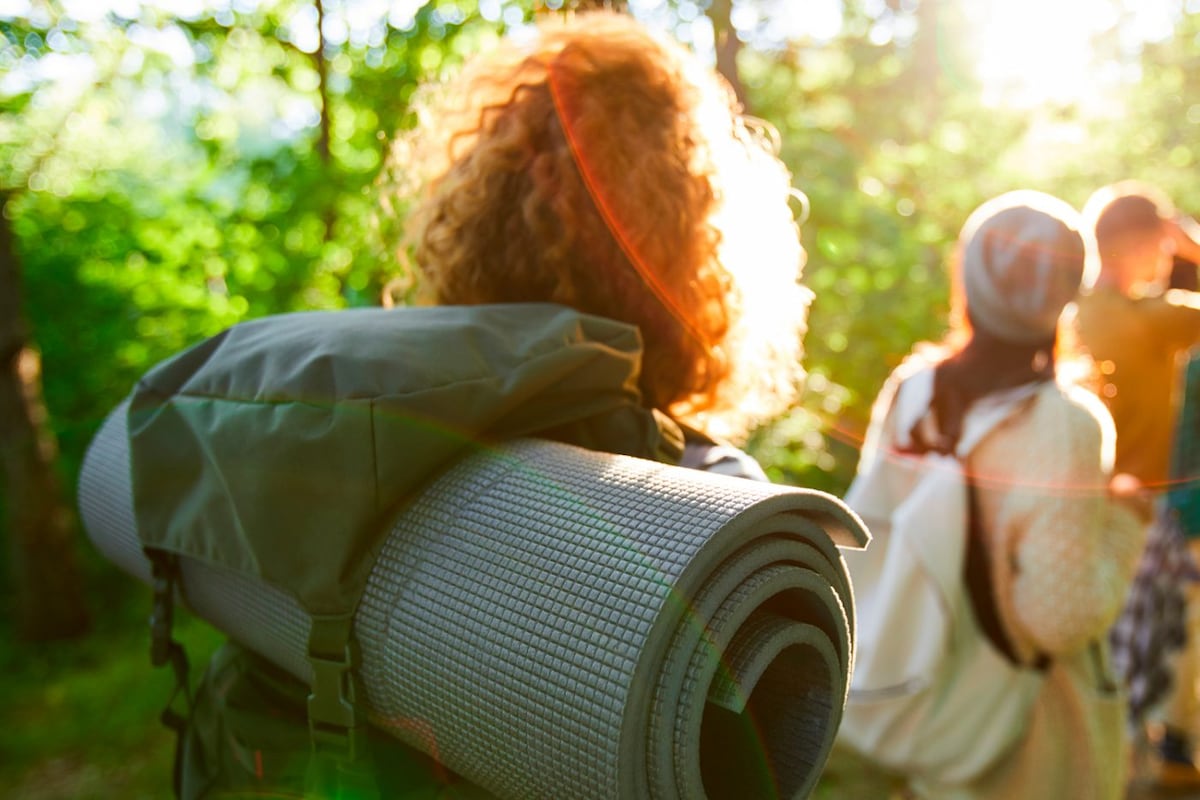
{"left": 1076, "top": 289, "right": 1200, "bottom": 488}
{"left": 966, "top": 378, "right": 1139, "bottom": 800}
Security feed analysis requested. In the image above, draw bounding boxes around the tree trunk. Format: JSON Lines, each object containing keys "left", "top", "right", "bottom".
{"left": 912, "top": 0, "right": 944, "bottom": 122}
{"left": 313, "top": 0, "right": 332, "bottom": 168}
{"left": 0, "top": 193, "right": 91, "bottom": 641}
{"left": 708, "top": 0, "right": 750, "bottom": 113}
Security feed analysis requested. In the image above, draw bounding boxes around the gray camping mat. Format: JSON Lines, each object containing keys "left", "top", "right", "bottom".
{"left": 80, "top": 402, "right": 865, "bottom": 799}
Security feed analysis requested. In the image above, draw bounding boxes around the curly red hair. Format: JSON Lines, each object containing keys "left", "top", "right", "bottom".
{"left": 384, "top": 11, "right": 809, "bottom": 441}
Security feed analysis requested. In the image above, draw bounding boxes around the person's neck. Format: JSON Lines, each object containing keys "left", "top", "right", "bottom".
{"left": 1094, "top": 259, "right": 1139, "bottom": 294}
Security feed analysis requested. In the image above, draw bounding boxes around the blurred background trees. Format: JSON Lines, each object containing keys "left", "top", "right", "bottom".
{"left": 2, "top": 0, "right": 1199, "bottom": 794}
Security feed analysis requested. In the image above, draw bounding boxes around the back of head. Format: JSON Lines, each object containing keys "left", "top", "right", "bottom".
{"left": 1083, "top": 180, "right": 1173, "bottom": 265}
{"left": 922, "top": 191, "right": 1090, "bottom": 450}
{"left": 387, "top": 11, "right": 809, "bottom": 440}
{"left": 957, "top": 190, "right": 1091, "bottom": 346}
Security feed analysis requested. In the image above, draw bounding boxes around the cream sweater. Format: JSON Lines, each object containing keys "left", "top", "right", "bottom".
{"left": 904, "top": 371, "right": 1146, "bottom": 800}
{"left": 974, "top": 381, "right": 1144, "bottom": 664}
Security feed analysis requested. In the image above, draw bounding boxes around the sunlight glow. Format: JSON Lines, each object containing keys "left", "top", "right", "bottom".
{"left": 761, "top": 0, "right": 842, "bottom": 43}
{"left": 974, "top": 0, "right": 1108, "bottom": 108}
{"left": 971, "top": 0, "right": 1180, "bottom": 108}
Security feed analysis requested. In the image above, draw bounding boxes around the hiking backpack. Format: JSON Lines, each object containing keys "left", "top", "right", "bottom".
{"left": 78, "top": 302, "right": 866, "bottom": 799}
{"left": 100, "top": 303, "right": 686, "bottom": 799}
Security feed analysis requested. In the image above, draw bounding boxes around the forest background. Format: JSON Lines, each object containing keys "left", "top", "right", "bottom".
{"left": 2, "top": 0, "right": 1198, "bottom": 796}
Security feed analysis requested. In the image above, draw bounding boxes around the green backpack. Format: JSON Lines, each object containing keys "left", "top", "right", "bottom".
{"left": 126, "top": 303, "right": 685, "bottom": 799}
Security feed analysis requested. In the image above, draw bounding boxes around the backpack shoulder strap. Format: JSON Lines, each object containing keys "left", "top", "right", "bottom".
{"left": 962, "top": 477, "right": 1051, "bottom": 670}
{"left": 146, "top": 549, "right": 192, "bottom": 798}
{"left": 957, "top": 385, "right": 1052, "bottom": 671}
{"left": 894, "top": 371, "right": 1049, "bottom": 671}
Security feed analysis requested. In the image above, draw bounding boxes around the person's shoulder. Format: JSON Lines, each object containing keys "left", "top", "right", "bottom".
{"left": 1032, "top": 379, "right": 1115, "bottom": 456}
{"left": 1035, "top": 379, "right": 1109, "bottom": 424}
{"left": 1134, "top": 289, "right": 1200, "bottom": 345}
{"left": 977, "top": 381, "right": 1114, "bottom": 476}
{"left": 1162, "top": 287, "right": 1200, "bottom": 313}
{"left": 877, "top": 347, "right": 940, "bottom": 404}
{"left": 893, "top": 347, "right": 941, "bottom": 381}
{"left": 1097, "top": 286, "right": 1200, "bottom": 320}
{"left": 679, "top": 440, "right": 769, "bottom": 482}
{"left": 1075, "top": 287, "right": 1135, "bottom": 321}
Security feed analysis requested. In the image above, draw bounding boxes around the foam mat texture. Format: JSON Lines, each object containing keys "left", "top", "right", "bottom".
{"left": 80, "top": 402, "right": 865, "bottom": 799}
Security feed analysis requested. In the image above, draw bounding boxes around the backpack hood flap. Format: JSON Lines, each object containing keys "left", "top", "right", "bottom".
{"left": 128, "top": 303, "right": 672, "bottom": 617}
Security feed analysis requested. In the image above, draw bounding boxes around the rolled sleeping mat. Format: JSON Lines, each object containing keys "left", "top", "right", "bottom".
{"left": 80, "top": 402, "right": 866, "bottom": 799}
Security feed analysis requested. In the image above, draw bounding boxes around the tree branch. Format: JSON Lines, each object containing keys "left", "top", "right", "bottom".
{"left": 314, "top": 0, "right": 332, "bottom": 167}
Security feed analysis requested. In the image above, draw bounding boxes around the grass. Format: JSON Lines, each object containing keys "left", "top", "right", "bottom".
{"left": 0, "top": 577, "right": 222, "bottom": 799}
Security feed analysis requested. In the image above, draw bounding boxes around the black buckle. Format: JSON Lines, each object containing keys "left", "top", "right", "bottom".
{"left": 307, "top": 638, "right": 367, "bottom": 763}
{"left": 304, "top": 617, "right": 378, "bottom": 798}
{"left": 148, "top": 554, "right": 191, "bottom": 703}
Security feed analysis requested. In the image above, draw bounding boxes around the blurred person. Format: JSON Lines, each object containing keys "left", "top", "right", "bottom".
{"left": 1075, "top": 182, "right": 1200, "bottom": 494}
{"left": 1075, "top": 181, "right": 1200, "bottom": 786}
{"left": 840, "top": 191, "right": 1145, "bottom": 799}
{"left": 178, "top": 9, "right": 815, "bottom": 799}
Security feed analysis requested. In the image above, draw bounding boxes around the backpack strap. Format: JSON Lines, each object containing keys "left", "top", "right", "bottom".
{"left": 897, "top": 367, "right": 1051, "bottom": 671}
{"left": 304, "top": 616, "right": 379, "bottom": 799}
{"left": 650, "top": 408, "right": 686, "bottom": 464}
{"left": 963, "top": 476, "right": 1051, "bottom": 671}
{"left": 147, "top": 548, "right": 379, "bottom": 798}
{"left": 147, "top": 549, "right": 192, "bottom": 799}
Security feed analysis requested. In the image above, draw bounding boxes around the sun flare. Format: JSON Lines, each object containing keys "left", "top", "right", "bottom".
{"left": 972, "top": 0, "right": 1108, "bottom": 108}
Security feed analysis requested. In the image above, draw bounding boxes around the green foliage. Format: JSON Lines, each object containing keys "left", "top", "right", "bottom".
{"left": 0, "top": 1, "right": 524, "bottom": 792}
{"left": 741, "top": 14, "right": 1027, "bottom": 492}
{"left": 1, "top": 0, "right": 520, "bottom": 480}
{"left": 1086, "top": 10, "right": 1200, "bottom": 210}
{"left": 5, "top": 0, "right": 1200, "bottom": 792}
{"left": 743, "top": 3, "right": 1200, "bottom": 493}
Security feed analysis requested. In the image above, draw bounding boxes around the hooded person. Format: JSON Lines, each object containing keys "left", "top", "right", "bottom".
{"left": 836, "top": 190, "right": 1146, "bottom": 799}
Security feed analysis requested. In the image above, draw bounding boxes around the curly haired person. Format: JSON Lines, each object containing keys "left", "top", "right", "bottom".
{"left": 383, "top": 9, "right": 810, "bottom": 465}
{"left": 174, "top": 10, "right": 816, "bottom": 800}
{"left": 362, "top": 9, "right": 813, "bottom": 794}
